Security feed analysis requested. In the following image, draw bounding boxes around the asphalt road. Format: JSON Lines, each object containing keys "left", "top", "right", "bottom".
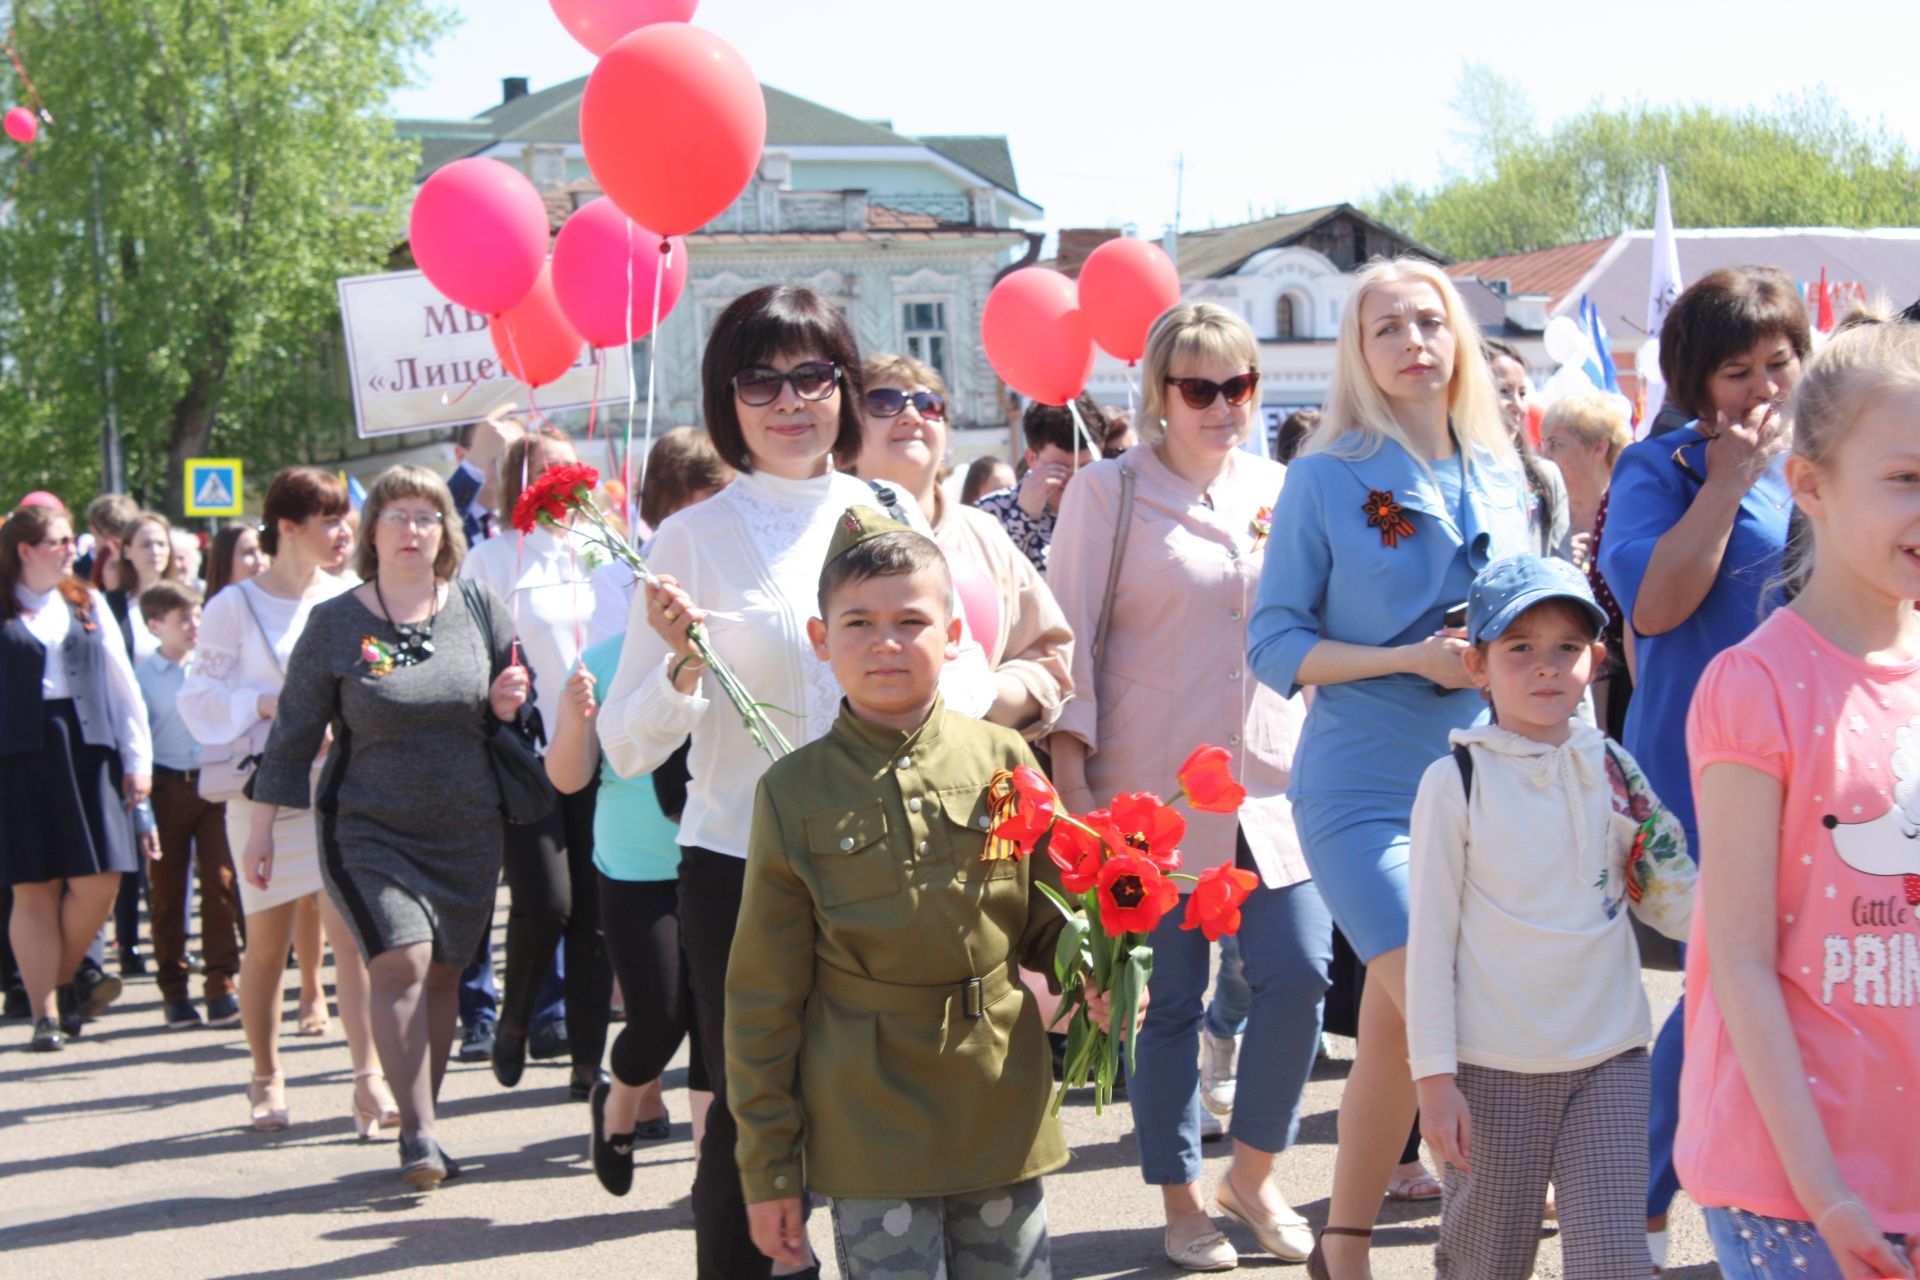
{"left": 0, "top": 917, "right": 1719, "bottom": 1278}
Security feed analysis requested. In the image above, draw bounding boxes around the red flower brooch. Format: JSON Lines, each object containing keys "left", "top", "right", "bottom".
{"left": 1362, "top": 489, "right": 1415, "bottom": 548}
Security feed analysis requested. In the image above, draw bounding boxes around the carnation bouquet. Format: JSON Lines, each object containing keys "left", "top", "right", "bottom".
{"left": 512, "top": 462, "right": 793, "bottom": 760}
{"left": 988, "top": 744, "right": 1257, "bottom": 1113}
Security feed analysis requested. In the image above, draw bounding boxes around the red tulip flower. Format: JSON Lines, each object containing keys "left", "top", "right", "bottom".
{"left": 1095, "top": 851, "right": 1180, "bottom": 935}
{"left": 1177, "top": 745, "right": 1247, "bottom": 814}
{"left": 990, "top": 765, "right": 1058, "bottom": 858}
{"left": 1049, "top": 811, "right": 1119, "bottom": 894}
{"left": 1109, "top": 791, "right": 1184, "bottom": 871}
{"left": 1181, "top": 865, "right": 1259, "bottom": 940}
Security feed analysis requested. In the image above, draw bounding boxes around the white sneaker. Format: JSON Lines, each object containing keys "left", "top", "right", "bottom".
{"left": 1199, "top": 1027, "right": 1239, "bottom": 1117}
{"left": 1199, "top": 1107, "right": 1226, "bottom": 1140}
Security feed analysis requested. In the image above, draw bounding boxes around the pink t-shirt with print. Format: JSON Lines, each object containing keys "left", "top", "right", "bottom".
{"left": 1679, "top": 606, "right": 1920, "bottom": 1231}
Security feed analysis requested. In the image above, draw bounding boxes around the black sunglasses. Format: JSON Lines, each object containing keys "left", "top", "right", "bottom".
{"left": 1165, "top": 372, "right": 1260, "bottom": 410}
{"left": 864, "top": 388, "right": 947, "bottom": 421}
{"left": 731, "top": 361, "right": 840, "bottom": 407}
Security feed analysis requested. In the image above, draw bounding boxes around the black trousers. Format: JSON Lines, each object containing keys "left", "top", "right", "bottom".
{"left": 598, "top": 873, "right": 707, "bottom": 1092}
{"left": 500, "top": 781, "right": 610, "bottom": 1074}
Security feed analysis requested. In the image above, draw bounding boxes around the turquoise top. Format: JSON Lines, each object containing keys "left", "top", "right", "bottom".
{"left": 583, "top": 634, "right": 681, "bottom": 882}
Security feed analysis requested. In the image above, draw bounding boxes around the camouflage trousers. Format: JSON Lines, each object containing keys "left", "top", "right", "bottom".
{"left": 830, "top": 1177, "right": 1050, "bottom": 1279}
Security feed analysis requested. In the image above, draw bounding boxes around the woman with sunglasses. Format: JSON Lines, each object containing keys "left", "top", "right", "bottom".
{"left": 1594, "top": 265, "right": 1809, "bottom": 1269}
{"left": 848, "top": 352, "right": 1073, "bottom": 736}
{"left": 1048, "top": 303, "right": 1330, "bottom": 1272}
{"left": 1248, "top": 258, "right": 1533, "bottom": 1280}
{"left": 598, "top": 284, "right": 992, "bottom": 1279}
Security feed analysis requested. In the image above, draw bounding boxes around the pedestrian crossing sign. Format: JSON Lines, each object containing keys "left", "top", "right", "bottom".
{"left": 183, "top": 458, "right": 244, "bottom": 516}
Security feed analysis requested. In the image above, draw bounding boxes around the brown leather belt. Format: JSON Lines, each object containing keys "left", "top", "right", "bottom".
{"left": 813, "top": 959, "right": 1017, "bottom": 1020}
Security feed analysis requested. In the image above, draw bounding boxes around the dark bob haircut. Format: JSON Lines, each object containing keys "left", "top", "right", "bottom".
{"left": 1658, "top": 266, "right": 1812, "bottom": 420}
{"left": 259, "top": 466, "right": 350, "bottom": 556}
{"left": 817, "top": 529, "right": 952, "bottom": 618}
{"left": 701, "top": 285, "right": 864, "bottom": 473}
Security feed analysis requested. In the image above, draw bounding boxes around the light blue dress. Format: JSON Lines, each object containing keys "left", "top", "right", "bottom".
{"left": 1248, "top": 430, "right": 1533, "bottom": 959}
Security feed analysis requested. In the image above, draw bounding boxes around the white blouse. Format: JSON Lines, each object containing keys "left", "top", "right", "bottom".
{"left": 597, "top": 468, "right": 995, "bottom": 859}
{"left": 14, "top": 584, "right": 153, "bottom": 775}
{"left": 179, "top": 575, "right": 353, "bottom": 748}
{"left": 460, "top": 524, "right": 597, "bottom": 740}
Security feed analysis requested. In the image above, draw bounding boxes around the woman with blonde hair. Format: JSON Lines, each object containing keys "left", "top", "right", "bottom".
{"left": 1249, "top": 257, "right": 1533, "bottom": 1279}
{"left": 246, "top": 465, "right": 528, "bottom": 1189}
{"left": 1538, "top": 390, "right": 1633, "bottom": 562}
{"left": 1049, "top": 302, "right": 1330, "bottom": 1271}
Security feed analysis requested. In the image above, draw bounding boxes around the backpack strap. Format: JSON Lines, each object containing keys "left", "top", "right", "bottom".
{"left": 865, "top": 478, "right": 910, "bottom": 525}
{"left": 1451, "top": 742, "right": 1473, "bottom": 798}
{"left": 1601, "top": 743, "right": 1629, "bottom": 811}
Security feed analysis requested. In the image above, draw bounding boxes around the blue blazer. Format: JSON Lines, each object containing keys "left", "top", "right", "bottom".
{"left": 1248, "top": 431, "right": 1533, "bottom": 698}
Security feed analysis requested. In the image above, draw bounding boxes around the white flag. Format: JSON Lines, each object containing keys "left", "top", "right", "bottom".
{"left": 1638, "top": 166, "right": 1683, "bottom": 435}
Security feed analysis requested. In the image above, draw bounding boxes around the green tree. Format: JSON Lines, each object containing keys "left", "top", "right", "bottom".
{"left": 0, "top": 0, "right": 448, "bottom": 515}
{"left": 1368, "top": 68, "right": 1920, "bottom": 261}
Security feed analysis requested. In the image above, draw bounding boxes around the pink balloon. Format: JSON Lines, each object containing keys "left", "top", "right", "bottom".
{"left": 3, "top": 107, "right": 37, "bottom": 144}
{"left": 551, "top": 198, "right": 689, "bottom": 348}
{"left": 409, "top": 158, "right": 551, "bottom": 316}
{"left": 580, "top": 24, "right": 766, "bottom": 237}
{"left": 490, "top": 262, "right": 586, "bottom": 388}
{"left": 548, "top": 0, "right": 698, "bottom": 56}
{"left": 1078, "top": 237, "right": 1183, "bottom": 363}
{"left": 981, "top": 268, "right": 1096, "bottom": 406}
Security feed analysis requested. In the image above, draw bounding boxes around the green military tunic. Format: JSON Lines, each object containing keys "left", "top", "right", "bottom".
{"left": 726, "top": 696, "right": 1069, "bottom": 1203}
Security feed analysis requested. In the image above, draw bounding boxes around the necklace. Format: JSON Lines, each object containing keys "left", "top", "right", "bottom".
{"left": 371, "top": 578, "right": 440, "bottom": 668}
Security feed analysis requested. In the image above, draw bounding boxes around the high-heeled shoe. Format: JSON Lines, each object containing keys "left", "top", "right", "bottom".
{"left": 249, "top": 1071, "right": 290, "bottom": 1131}
{"left": 352, "top": 1070, "right": 402, "bottom": 1139}
{"left": 1305, "top": 1226, "right": 1372, "bottom": 1280}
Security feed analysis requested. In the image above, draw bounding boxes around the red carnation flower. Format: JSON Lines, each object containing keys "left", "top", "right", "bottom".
{"left": 1095, "top": 851, "right": 1181, "bottom": 935}
{"left": 1181, "top": 865, "right": 1259, "bottom": 941}
{"left": 1177, "top": 745, "right": 1248, "bottom": 814}
{"left": 512, "top": 462, "right": 603, "bottom": 534}
{"left": 1109, "top": 791, "right": 1184, "bottom": 871}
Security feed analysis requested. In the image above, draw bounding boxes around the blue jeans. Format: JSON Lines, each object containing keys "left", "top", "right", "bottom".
{"left": 1705, "top": 1206, "right": 1908, "bottom": 1279}
{"left": 459, "top": 938, "right": 564, "bottom": 1031}
{"left": 1129, "top": 873, "right": 1332, "bottom": 1184}
{"left": 1202, "top": 935, "right": 1250, "bottom": 1040}
{"left": 1647, "top": 992, "right": 1685, "bottom": 1218}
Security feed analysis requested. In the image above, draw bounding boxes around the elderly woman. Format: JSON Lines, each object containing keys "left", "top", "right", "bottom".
{"left": 848, "top": 351, "right": 1073, "bottom": 738}
{"left": 1249, "top": 259, "right": 1534, "bottom": 1280}
{"left": 1048, "top": 303, "right": 1330, "bottom": 1272}
{"left": 245, "top": 466, "right": 527, "bottom": 1189}
{"left": 1595, "top": 265, "right": 1809, "bottom": 1268}
{"left": 597, "top": 284, "right": 992, "bottom": 1277}
{"left": 1539, "top": 391, "right": 1636, "bottom": 732}
{"left": 0, "top": 504, "right": 154, "bottom": 1051}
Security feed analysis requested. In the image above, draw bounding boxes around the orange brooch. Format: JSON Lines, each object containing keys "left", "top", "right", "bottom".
{"left": 1362, "top": 489, "right": 1415, "bottom": 548}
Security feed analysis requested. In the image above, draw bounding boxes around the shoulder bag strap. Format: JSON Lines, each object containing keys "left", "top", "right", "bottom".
{"left": 865, "top": 477, "right": 910, "bottom": 525}
{"left": 234, "top": 579, "right": 286, "bottom": 678}
{"left": 1091, "top": 466, "right": 1136, "bottom": 670}
{"left": 1452, "top": 742, "right": 1474, "bottom": 798}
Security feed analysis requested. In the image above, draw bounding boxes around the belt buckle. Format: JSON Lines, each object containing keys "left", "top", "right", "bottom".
{"left": 961, "top": 976, "right": 984, "bottom": 1019}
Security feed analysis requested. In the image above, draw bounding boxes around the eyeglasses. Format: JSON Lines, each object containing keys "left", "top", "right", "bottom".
{"left": 864, "top": 388, "right": 947, "bottom": 421}
{"left": 731, "top": 362, "right": 840, "bottom": 407}
{"left": 1165, "top": 372, "right": 1260, "bottom": 410}
{"left": 377, "top": 510, "right": 444, "bottom": 533}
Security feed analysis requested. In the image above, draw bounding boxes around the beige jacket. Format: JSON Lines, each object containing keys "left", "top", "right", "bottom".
{"left": 1045, "top": 445, "right": 1309, "bottom": 888}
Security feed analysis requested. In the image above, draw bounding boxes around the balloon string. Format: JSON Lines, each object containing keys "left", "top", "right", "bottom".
{"left": 3, "top": 30, "right": 52, "bottom": 122}
{"left": 438, "top": 373, "right": 485, "bottom": 407}
{"left": 1066, "top": 397, "right": 1099, "bottom": 475}
{"left": 640, "top": 239, "right": 668, "bottom": 502}
{"left": 623, "top": 219, "right": 638, "bottom": 539}
{"left": 585, "top": 352, "right": 604, "bottom": 439}
{"left": 1125, "top": 360, "right": 1139, "bottom": 430}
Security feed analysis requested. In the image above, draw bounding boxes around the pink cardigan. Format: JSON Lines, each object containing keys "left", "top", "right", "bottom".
{"left": 1046, "top": 445, "right": 1308, "bottom": 888}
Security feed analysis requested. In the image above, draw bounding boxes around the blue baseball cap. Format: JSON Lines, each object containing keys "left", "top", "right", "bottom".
{"left": 1466, "top": 555, "right": 1609, "bottom": 645}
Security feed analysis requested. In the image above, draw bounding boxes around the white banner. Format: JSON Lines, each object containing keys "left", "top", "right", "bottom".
{"left": 336, "top": 269, "right": 632, "bottom": 439}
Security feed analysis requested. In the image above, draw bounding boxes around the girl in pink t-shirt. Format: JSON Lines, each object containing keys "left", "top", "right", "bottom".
{"left": 1684, "top": 320, "right": 1920, "bottom": 1280}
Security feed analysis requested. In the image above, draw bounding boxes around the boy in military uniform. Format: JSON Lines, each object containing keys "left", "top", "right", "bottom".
{"left": 728, "top": 506, "right": 1069, "bottom": 1280}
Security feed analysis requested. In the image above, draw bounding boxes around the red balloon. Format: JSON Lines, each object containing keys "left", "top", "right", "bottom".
{"left": 3, "top": 107, "right": 37, "bottom": 144}
{"left": 1078, "top": 237, "right": 1183, "bottom": 362}
{"left": 551, "top": 198, "right": 689, "bottom": 348}
{"left": 580, "top": 24, "right": 766, "bottom": 237}
{"left": 549, "top": 0, "right": 698, "bottom": 56}
{"left": 490, "top": 263, "right": 585, "bottom": 388}
{"left": 410, "top": 158, "right": 551, "bottom": 316}
{"left": 981, "top": 268, "right": 1096, "bottom": 406}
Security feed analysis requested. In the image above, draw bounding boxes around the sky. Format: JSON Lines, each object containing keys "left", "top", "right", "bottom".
{"left": 391, "top": 0, "right": 1920, "bottom": 239}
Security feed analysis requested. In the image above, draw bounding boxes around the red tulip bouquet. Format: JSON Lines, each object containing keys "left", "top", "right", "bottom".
{"left": 990, "top": 745, "right": 1257, "bottom": 1113}
{"left": 512, "top": 462, "right": 794, "bottom": 760}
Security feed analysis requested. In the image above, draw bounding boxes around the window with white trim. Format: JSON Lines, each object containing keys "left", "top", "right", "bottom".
{"left": 900, "top": 300, "right": 951, "bottom": 380}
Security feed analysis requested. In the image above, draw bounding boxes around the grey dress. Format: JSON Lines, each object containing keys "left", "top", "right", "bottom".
{"left": 250, "top": 580, "right": 512, "bottom": 964}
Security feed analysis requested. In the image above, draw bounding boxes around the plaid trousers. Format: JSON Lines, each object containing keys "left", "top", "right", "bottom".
{"left": 1436, "top": 1048, "right": 1651, "bottom": 1280}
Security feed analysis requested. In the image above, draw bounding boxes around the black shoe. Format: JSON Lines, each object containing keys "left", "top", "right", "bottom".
{"left": 634, "top": 1107, "right": 671, "bottom": 1142}
{"left": 589, "top": 1078, "right": 634, "bottom": 1197}
{"left": 73, "top": 963, "right": 121, "bottom": 1020}
{"left": 528, "top": 1018, "right": 570, "bottom": 1061}
{"left": 56, "top": 985, "right": 82, "bottom": 1038}
{"left": 491, "top": 1029, "right": 527, "bottom": 1088}
{"left": 119, "top": 948, "right": 149, "bottom": 977}
{"left": 398, "top": 1132, "right": 446, "bottom": 1191}
{"left": 458, "top": 1019, "right": 496, "bottom": 1063}
{"left": 438, "top": 1142, "right": 462, "bottom": 1181}
{"left": 3, "top": 988, "right": 29, "bottom": 1020}
{"left": 163, "top": 999, "right": 203, "bottom": 1029}
{"left": 204, "top": 994, "right": 241, "bottom": 1026}
{"left": 29, "top": 1017, "right": 64, "bottom": 1051}
{"left": 569, "top": 1066, "right": 610, "bottom": 1103}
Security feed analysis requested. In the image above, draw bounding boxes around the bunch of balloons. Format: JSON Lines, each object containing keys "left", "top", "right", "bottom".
{"left": 981, "top": 236, "right": 1181, "bottom": 409}
{"left": 406, "top": 0, "right": 765, "bottom": 389}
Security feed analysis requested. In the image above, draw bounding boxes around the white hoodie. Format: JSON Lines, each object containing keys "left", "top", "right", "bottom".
{"left": 1406, "top": 720, "right": 1652, "bottom": 1080}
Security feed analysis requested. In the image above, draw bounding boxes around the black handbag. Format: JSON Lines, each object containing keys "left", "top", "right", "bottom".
{"left": 456, "top": 580, "right": 556, "bottom": 826}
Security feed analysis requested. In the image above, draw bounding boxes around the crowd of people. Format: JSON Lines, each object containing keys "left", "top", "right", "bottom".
{"left": 4, "top": 259, "right": 1919, "bottom": 1280}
